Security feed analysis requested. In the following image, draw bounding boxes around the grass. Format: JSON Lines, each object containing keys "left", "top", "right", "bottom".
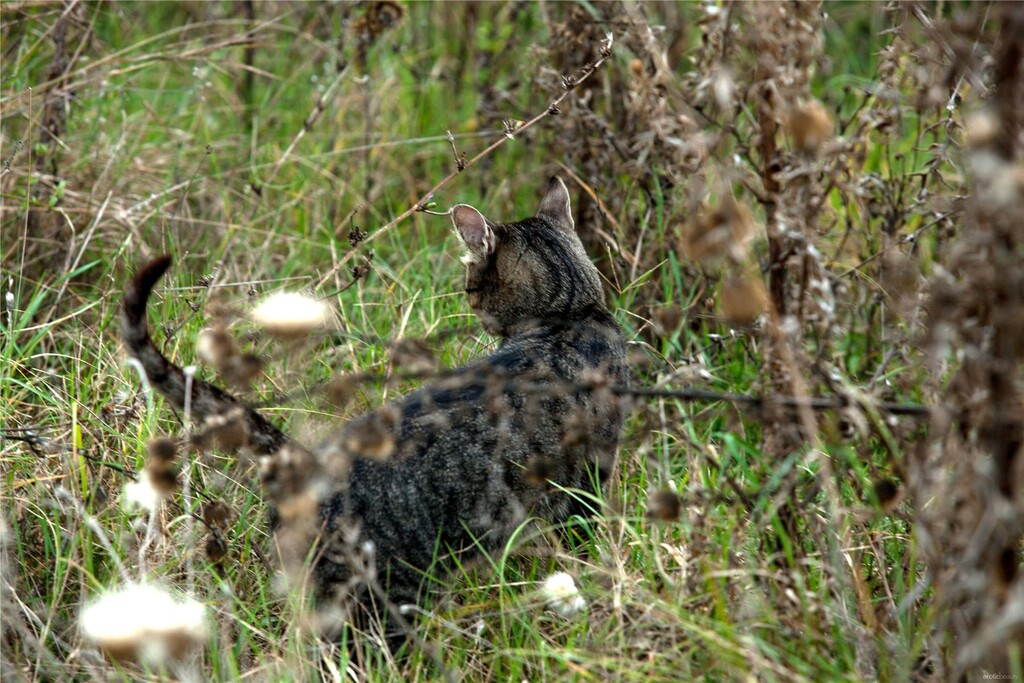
{"left": 0, "top": 1, "right": 998, "bottom": 681}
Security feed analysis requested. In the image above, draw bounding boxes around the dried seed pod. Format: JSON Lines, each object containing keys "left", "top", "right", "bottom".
{"left": 561, "top": 411, "right": 591, "bottom": 449}
{"left": 720, "top": 275, "right": 767, "bottom": 324}
{"left": 223, "top": 352, "right": 263, "bottom": 389}
{"left": 345, "top": 405, "right": 399, "bottom": 461}
{"left": 838, "top": 406, "right": 869, "bottom": 441}
{"left": 361, "top": 0, "right": 405, "bottom": 38}
{"left": 652, "top": 304, "right": 684, "bottom": 337}
{"left": 965, "top": 108, "right": 1000, "bottom": 147}
{"left": 259, "top": 444, "right": 318, "bottom": 502}
{"left": 351, "top": 262, "right": 371, "bottom": 281}
{"left": 203, "top": 408, "right": 249, "bottom": 451}
{"left": 388, "top": 338, "right": 436, "bottom": 374}
{"left": 274, "top": 490, "right": 319, "bottom": 526}
{"left": 146, "top": 467, "right": 178, "bottom": 497}
{"left": 681, "top": 196, "right": 756, "bottom": 264}
{"left": 202, "top": 500, "right": 232, "bottom": 531}
{"left": 147, "top": 437, "right": 178, "bottom": 466}
{"left": 525, "top": 455, "right": 552, "bottom": 486}
{"left": 325, "top": 373, "right": 362, "bottom": 410}
{"left": 196, "top": 325, "right": 238, "bottom": 369}
{"left": 647, "top": 488, "right": 682, "bottom": 522}
{"left": 785, "top": 100, "right": 834, "bottom": 155}
{"left": 872, "top": 478, "right": 902, "bottom": 514}
{"left": 348, "top": 227, "right": 367, "bottom": 247}
{"left": 204, "top": 532, "right": 228, "bottom": 565}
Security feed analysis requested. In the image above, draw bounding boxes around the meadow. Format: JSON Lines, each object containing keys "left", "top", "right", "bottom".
{"left": 1, "top": 2, "right": 1022, "bottom": 681}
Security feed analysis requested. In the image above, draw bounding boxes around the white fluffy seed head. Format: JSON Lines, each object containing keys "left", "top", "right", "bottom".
{"left": 80, "top": 583, "right": 207, "bottom": 664}
{"left": 541, "top": 571, "right": 587, "bottom": 617}
{"left": 123, "top": 471, "right": 163, "bottom": 513}
{"left": 251, "top": 292, "right": 332, "bottom": 338}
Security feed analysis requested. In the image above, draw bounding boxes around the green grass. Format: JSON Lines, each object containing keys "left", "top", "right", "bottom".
{"left": 0, "top": 1, "right": 983, "bottom": 681}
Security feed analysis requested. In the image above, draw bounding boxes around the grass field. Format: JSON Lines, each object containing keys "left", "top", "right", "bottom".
{"left": 2, "top": 2, "right": 1022, "bottom": 681}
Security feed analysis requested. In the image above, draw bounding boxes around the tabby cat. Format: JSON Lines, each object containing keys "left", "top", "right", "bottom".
{"left": 121, "top": 177, "right": 629, "bottom": 647}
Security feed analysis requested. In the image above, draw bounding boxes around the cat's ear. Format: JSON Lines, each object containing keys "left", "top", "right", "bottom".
{"left": 451, "top": 204, "right": 496, "bottom": 262}
{"left": 536, "top": 176, "right": 574, "bottom": 231}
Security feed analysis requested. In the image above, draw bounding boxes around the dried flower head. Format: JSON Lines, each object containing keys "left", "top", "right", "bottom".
{"left": 720, "top": 275, "right": 768, "bottom": 324}
{"left": 351, "top": 260, "right": 372, "bottom": 281}
{"left": 502, "top": 118, "right": 525, "bottom": 139}
{"left": 837, "top": 406, "right": 869, "bottom": 441}
{"left": 258, "top": 443, "right": 317, "bottom": 501}
{"left": 647, "top": 488, "right": 682, "bottom": 522}
{"left": 348, "top": 227, "right": 367, "bottom": 247}
{"left": 251, "top": 292, "right": 332, "bottom": 338}
{"left": 274, "top": 489, "right": 319, "bottom": 527}
{"left": 222, "top": 352, "right": 263, "bottom": 389}
{"left": 712, "top": 68, "right": 735, "bottom": 111}
{"left": 146, "top": 467, "right": 178, "bottom": 497}
{"left": 202, "top": 408, "right": 249, "bottom": 451}
{"left": 525, "top": 455, "right": 552, "bottom": 486}
{"left": 872, "top": 478, "right": 903, "bottom": 514}
{"left": 561, "top": 410, "right": 591, "bottom": 449}
{"left": 681, "top": 196, "right": 756, "bottom": 264}
{"left": 652, "top": 304, "right": 684, "bottom": 337}
{"left": 325, "top": 373, "right": 362, "bottom": 410}
{"left": 202, "top": 500, "right": 232, "bottom": 530}
{"left": 356, "top": 0, "right": 405, "bottom": 38}
{"left": 80, "top": 583, "right": 206, "bottom": 664}
{"left": 195, "top": 325, "right": 238, "bottom": 369}
{"left": 345, "top": 405, "right": 399, "bottom": 461}
{"left": 144, "top": 433, "right": 179, "bottom": 492}
{"left": 389, "top": 338, "right": 436, "bottom": 374}
{"left": 964, "top": 108, "right": 999, "bottom": 147}
{"left": 205, "top": 532, "right": 228, "bottom": 566}
{"left": 146, "top": 437, "right": 178, "bottom": 465}
{"left": 541, "top": 572, "right": 587, "bottom": 617}
{"left": 785, "top": 100, "right": 834, "bottom": 155}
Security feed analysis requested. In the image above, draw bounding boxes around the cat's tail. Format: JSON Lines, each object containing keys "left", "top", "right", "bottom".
{"left": 122, "top": 255, "right": 289, "bottom": 456}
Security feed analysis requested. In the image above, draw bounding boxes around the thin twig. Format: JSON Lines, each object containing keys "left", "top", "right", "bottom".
{"left": 261, "top": 363, "right": 938, "bottom": 420}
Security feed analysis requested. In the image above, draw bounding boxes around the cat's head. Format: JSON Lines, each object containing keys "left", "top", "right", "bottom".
{"left": 451, "top": 177, "right": 606, "bottom": 337}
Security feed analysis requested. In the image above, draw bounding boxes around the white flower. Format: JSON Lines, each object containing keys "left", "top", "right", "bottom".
{"left": 541, "top": 571, "right": 587, "bottom": 617}
{"left": 80, "top": 583, "right": 207, "bottom": 664}
{"left": 123, "top": 471, "right": 163, "bottom": 513}
{"left": 251, "top": 292, "right": 332, "bottom": 337}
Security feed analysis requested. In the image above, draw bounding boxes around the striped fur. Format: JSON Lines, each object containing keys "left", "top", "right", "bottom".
{"left": 121, "top": 177, "right": 628, "bottom": 649}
